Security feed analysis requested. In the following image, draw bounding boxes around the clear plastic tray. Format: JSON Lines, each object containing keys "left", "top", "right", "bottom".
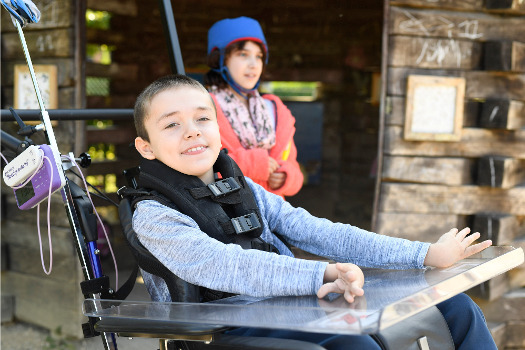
{"left": 83, "top": 246, "right": 523, "bottom": 335}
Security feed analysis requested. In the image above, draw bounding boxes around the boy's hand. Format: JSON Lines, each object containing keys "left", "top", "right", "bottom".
{"left": 424, "top": 227, "right": 492, "bottom": 268}
{"left": 317, "top": 263, "right": 365, "bottom": 303}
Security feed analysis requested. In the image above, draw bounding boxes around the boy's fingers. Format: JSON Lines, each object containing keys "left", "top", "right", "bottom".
{"left": 344, "top": 290, "right": 355, "bottom": 303}
{"left": 456, "top": 227, "right": 470, "bottom": 240}
{"left": 464, "top": 240, "right": 492, "bottom": 258}
{"left": 462, "top": 231, "right": 480, "bottom": 246}
{"left": 448, "top": 228, "right": 459, "bottom": 236}
{"left": 342, "top": 271, "right": 356, "bottom": 283}
{"left": 336, "top": 263, "right": 355, "bottom": 274}
{"left": 317, "top": 282, "right": 343, "bottom": 298}
{"left": 350, "top": 284, "right": 364, "bottom": 297}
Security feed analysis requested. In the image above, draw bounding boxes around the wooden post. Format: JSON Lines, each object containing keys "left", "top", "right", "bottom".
{"left": 483, "top": 41, "right": 525, "bottom": 73}
{"left": 477, "top": 156, "right": 525, "bottom": 189}
{"left": 479, "top": 100, "right": 525, "bottom": 130}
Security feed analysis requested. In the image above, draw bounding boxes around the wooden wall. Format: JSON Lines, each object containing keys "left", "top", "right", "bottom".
{"left": 0, "top": 0, "right": 87, "bottom": 337}
{"left": 84, "top": 0, "right": 385, "bottom": 229}
{"left": 1, "top": 0, "right": 384, "bottom": 337}
{"left": 377, "top": 1, "right": 525, "bottom": 347}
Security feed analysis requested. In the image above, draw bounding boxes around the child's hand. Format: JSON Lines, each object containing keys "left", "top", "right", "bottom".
{"left": 268, "top": 157, "right": 279, "bottom": 175}
{"left": 424, "top": 227, "right": 492, "bottom": 268}
{"left": 317, "top": 263, "right": 365, "bottom": 303}
{"left": 268, "top": 171, "right": 286, "bottom": 189}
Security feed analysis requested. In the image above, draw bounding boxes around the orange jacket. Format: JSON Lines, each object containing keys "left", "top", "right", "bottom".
{"left": 211, "top": 93, "right": 304, "bottom": 197}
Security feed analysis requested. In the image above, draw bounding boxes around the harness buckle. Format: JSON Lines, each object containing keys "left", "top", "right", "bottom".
{"left": 231, "top": 213, "right": 261, "bottom": 234}
{"left": 208, "top": 177, "right": 241, "bottom": 198}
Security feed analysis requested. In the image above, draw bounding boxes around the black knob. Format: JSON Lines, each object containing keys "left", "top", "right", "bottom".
{"left": 78, "top": 152, "right": 91, "bottom": 168}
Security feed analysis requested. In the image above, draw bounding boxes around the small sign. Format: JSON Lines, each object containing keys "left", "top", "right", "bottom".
{"left": 14, "top": 64, "right": 58, "bottom": 109}
{"left": 404, "top": 75, "right": 465, "bottom": 142}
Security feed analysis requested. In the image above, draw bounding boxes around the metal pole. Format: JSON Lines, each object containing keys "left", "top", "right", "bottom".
{"left": 1, "top": 109, "right": 134, "bottom": 121}
{"left": 157, "top": 0, "right": 185, "bottom": 75}
{"left": 11, "top": 16, "right": 118, "bottom": 350}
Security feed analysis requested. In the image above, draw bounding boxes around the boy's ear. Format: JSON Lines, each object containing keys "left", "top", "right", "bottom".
{"left": 135, "top": 137, "right": 156, "bottom": 160}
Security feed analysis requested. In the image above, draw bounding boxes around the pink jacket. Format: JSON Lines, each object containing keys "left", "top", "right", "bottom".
{"left": 211, "top": 93, "right": 304, "bottom": 197}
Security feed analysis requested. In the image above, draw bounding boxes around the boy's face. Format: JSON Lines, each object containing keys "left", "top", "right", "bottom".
{"left": 135, "top": 87, "right": 221, "bottom": 184}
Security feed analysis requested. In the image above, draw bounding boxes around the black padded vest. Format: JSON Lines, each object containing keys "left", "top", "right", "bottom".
{"left": 136, "top": 149, "right": 275, "bottom": 251}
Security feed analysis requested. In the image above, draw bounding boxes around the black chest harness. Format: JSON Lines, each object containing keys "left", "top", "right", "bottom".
{"left": 121, "top": 150, "right": 284, "bottom": 301}
{"left": 133, "top": 150, "right": 279, "bottom": 253}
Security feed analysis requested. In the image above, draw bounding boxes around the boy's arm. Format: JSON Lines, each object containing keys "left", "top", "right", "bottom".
{"left": 133, "top": 200, "right": 329, "bottom": 297}
{"left": 251, "top": 180, "right": 430, "bottom": 269}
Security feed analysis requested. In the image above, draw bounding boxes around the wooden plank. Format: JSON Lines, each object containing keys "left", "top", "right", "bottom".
{"left": 375, "top": 212, "right": 467, "bottom": 242}
{"left": 485, "top": 0, "right": 525, "bottom": 14}
{"left": 1, "top": 220, "right": 74, "bottom": 254}
{"left": 382, "top": 155, "right": 474, "bottom": 185}
{"left": 472, "top": 213, "right": 519, "bottom": 244}
{"left": 506, "top": 322, "right": 525, "bottom": 347}
{"left": 479, "top": 100, "right": 525, "bottom": 130}
{"left": 475, "top": 288, "right": 525, "bottom": 323}
{"left": 389, "top": 35, "right": 482, "bottom": 69}
{"left": 86, "top": 126, "right": 136, "bottom": 144}
{"left": 2, "top": 59, "right": 76, "bottom": 87}
{"left": 85, "top": 62, "right": 139, "bottom": 80}
{"left": 87, "top": 159, "right": 140, "bottom": 176}
{"left": 7, "top": 245, "right": 78, "bottom": 281}
{"left": 379, "top": 183, "right": 525, "bottom": 215}
{"left": 390, "top": 0, "right": 483, "bottom": 11}
{"left": 387, "top": 67, "right": 525, "bottom": 100}
{"left": 477, "top": 156, "right": 525, "bottom": 189}
{"left": 0, "top": 0, "right": 73, "bottom": 32}
{"left": 1, "top": 295, "right": 15, "bottom": 323}
{"left": 484, "top": 41, "right": 525, "bottom": 72}
{"left": 2, "top": 29, "right": 74, "bottom": 59}
{"left": 3, "top": 271, "right": 84, "bottom": 338}
{"left": 384, "top": 126, "right": 525, "bottom": 159}
{"left": 468, "top": 273, "right": 509, "bottom": 301}
{"left": 87, "top": 0, "right": 138, "bottom": 16}
{"left": 387, "top": 96, "right": 479, "bottom": 127}
{"left": 86, "top": 27, "right": 126, "bottom": 45}
{"left": 390, "top": 7, "right": 525, "bottom": 41}
{"left": 486, "top": 322, "right": 506, "bottom": 350}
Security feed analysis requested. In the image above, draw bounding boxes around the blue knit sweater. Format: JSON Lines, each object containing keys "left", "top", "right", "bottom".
{"left": 133, "top": 177, "right": 430, "bottom": 302}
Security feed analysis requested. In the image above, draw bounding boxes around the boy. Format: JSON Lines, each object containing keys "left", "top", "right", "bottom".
{"left": 132, "top": 74, "right": 496, "bottom": 349}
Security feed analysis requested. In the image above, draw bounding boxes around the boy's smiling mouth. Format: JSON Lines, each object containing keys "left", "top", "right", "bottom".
{"left": 182, "top": 145, "right": 207, "bottom": 155}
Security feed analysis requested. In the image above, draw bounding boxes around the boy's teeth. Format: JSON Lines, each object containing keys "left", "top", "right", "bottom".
{"left": 188, "top": 146, "right": 204, "bottom": 152}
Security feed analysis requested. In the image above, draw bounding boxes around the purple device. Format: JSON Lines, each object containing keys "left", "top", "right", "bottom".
{"left": 14, "top": 144, "right": 65, "bottom": 210}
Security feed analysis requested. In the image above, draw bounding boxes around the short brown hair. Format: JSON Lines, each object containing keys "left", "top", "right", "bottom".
{"left": 134, "top": 74, "right": 211, "bottom": 142}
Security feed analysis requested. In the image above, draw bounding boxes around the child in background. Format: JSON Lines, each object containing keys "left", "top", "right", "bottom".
{"left": 132, "top": 74, "right": 497, "bottom": 350}
{"left": 205, "top": 17, "right": 303, "bottom": 198}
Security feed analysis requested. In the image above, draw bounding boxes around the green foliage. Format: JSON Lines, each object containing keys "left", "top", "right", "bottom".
{"left": 43, "top": 327, "right": 76, "bottom": 350}
{"left": 86, "top": 10, "right": 111, "bottom": 30}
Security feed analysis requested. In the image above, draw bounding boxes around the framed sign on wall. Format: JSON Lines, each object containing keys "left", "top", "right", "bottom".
{"left": 404, "top": 75, "right": 466, "bottom": 142}
{"left": 14, "top": 64, "right": 58, "bottom": 109}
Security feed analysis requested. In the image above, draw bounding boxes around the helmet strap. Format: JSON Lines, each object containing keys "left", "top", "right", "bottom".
{"left": 214, "top": 49, "right": 260, "bottom": 99}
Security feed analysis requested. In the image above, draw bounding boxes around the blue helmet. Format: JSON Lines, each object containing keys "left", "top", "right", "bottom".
{"left": 207, "top": 17, "right": 268, "bottom": 96}
{"left": 207, "top": 16, "right": 268, "bottom": 60}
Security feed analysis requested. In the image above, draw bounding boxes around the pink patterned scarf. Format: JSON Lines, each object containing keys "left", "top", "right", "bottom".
{"left": 212, "top": 88, "right": 276, "bottom": 150}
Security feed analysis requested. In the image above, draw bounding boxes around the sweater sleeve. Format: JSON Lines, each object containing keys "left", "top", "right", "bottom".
{"left": 248, "top": 179, "right": 431, "bottom": 269}
{"left": 133, "top": 200, "right": 328, "bottom": 298}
